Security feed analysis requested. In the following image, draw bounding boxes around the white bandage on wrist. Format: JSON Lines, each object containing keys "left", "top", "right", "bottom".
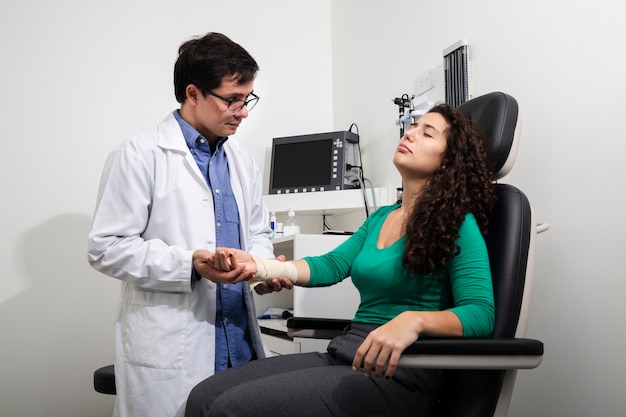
{"left": 252, "top": 257, "right": 298, "bottom": 283}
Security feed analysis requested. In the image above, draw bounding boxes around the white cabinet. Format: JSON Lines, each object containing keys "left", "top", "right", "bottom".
{"left": 253, "top": 234, "right": 361, "bottom": 354}
{"left": 263, "top": 187, "right": 390, "bottom": 217}
{"left": 262, "top": 187, "right": 393, "bottom": 236}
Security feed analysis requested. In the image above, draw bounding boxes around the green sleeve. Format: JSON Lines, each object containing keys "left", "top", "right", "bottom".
{"left": 447, "top": 214, "right": 496, "bottom": 338}
{"left": 303, "top": 216, "right": 370, "bottom": 287}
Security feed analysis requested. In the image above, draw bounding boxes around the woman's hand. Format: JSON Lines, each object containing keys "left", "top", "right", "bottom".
{"left": 192, "top": 249, "right": 255, "bottom": 284}
{"left": 352, "top": 310, "right": 462, "bottom": 378}
{"left": 213, "top": 248, "right": 294, "bottom": 294}
{"left": 213, "top": 248, "right": 256, "bottom": 272}
{"left": 352, "top": 311, "right": 423, "bottom": 378}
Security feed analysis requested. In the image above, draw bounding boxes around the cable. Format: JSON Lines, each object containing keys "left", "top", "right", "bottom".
{"left": 345, "top": 174, "right": 370, "bottom": 218}
{"left": 348, "top": 123, "right": 360, "bottom": 136}
{"left": 347, "top": 123, "right": 366, "bottom": 186}
{"left": 362, "top": 177, "right": 378, "bottom": 211}
{"left": 321, "top": 214, "right": 334, "bottom": 232}
{"left": 345, "top": 122, "right": 375, "bottom": 217}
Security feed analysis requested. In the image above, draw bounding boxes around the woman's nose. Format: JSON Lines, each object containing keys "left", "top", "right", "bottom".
{"left": 402, "top": 131, "right": 414, "bottom": 142}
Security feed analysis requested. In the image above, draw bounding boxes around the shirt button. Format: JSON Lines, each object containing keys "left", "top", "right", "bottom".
{"left": 215, "top": 189, "right": 221, "bottom": 194}
{"left": 216, "top": 222, "right": 221, "bottom": 228}
{"left": 223, "top": 284, "right": 228, "bottom": 289}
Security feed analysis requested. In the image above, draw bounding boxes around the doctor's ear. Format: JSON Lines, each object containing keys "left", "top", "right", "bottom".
{"left": 185, "top": 84, "right": 201, "bottom": 104}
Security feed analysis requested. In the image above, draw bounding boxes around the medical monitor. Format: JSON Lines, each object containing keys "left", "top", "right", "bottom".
{"left": 268, "top": 131, "right": 360, "bottom": 194}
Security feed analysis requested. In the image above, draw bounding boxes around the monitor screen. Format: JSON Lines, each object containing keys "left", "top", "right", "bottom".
{"left": 270, "top": 139, "right": 333, "bottom": 189}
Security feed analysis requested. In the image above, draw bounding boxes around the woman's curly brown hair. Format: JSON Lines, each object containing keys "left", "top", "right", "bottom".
{"left": 402, "top": 103, "right": 497, "bottom": 275}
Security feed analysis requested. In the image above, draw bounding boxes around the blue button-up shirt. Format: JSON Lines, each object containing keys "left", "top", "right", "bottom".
{"left": 173, "top": 110, "right": 254, "bottom": 372}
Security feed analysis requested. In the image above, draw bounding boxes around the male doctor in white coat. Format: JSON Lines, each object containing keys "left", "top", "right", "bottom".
{"left": 88, "top": 32, "right": 280, "bottom": 417}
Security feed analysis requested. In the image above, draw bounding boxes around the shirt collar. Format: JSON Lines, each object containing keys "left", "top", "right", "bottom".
{"left": 173, "top": 110, "right": 229, "bottom": 151}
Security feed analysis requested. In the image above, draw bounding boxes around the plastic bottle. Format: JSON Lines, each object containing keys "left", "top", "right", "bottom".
{"left": 283, "top": 207, "right": 300, "bottom": 236}
{"left": 270, "top": 211, "right": 277, "bottom": 239}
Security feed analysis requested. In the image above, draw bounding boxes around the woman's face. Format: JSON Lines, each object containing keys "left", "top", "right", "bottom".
{"left": 393, "top": 112, "right": 448, "bottom": 179}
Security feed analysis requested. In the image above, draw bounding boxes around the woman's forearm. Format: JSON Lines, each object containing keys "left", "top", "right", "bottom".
{"left": 252, "top": 258, "right": 311, "bottom": 286}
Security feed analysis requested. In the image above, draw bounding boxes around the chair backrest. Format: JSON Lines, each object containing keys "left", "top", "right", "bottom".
{"left": 435, "top": 92, "right": 534, "bottom": 417}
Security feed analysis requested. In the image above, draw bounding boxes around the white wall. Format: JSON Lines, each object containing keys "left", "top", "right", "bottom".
{"left": 0, "top": 1, "right": 332, "bottom": 416}
{"left": 331, "top": 1, "right": 626, "bottom": 416}
{"left": 2, "top": 0, "right": 625, "bottom": 416}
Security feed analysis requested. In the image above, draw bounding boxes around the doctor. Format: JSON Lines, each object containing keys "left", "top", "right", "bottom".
{"left": 88, "top": 32, "right": 278, "bottom": 417}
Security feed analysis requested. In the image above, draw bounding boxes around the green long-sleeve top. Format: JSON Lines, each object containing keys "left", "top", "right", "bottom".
{"left": 304, "top": 204, "right": 495, "bottom": 338}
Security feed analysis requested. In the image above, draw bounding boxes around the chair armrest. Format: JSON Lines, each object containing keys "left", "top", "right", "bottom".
{"left": 286, "top": 317, "right": 543, "bottom": 370}
{"left": 286, "top": 317, "right": 350, "bottom": 339}
{"left": 399, "top": 338, "right": 544, "bottom": 369}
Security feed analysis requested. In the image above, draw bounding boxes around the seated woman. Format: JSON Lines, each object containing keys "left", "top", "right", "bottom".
{"left": 186, "top": 103, "right": 497, "bottom": 417}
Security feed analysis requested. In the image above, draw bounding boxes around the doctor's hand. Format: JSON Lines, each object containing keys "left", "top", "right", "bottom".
{"left": 193, "top": 249, "right": 255, "bottom": 284}
{"left": 254, "top": 275, "right": 294, "bottom": 295}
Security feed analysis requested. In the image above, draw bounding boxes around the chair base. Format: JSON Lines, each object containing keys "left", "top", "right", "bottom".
{"left": 94, "top": 364, "right": 116, "bottom": 395}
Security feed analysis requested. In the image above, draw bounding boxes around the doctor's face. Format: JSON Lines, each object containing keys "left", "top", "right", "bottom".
{"left": 183, "top": 76, "right": 255, "bottom": 143}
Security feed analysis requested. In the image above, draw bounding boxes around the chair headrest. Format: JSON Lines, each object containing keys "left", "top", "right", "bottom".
{"left": 456, "top": 92, "right": 520, "bottom": 179}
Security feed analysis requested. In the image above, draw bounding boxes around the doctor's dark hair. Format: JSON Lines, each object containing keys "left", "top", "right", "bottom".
{"left": 403, "top": 103, "right": 496, "bottom": 275}
{"left": 174, "top": 32, "right": 259, "bottom": 103}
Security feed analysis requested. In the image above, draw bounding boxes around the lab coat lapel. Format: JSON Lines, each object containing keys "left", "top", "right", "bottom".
{"left": 157, "top": 113, "right": 209, "bottom": 190}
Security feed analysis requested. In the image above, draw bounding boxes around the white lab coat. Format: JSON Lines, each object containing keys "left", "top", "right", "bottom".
{"left": 88, "top": 113, "right": 274, "bottom": 417}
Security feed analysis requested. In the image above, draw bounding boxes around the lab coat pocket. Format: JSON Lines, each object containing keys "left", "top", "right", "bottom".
{"left": 122, "top": 289, "right": 190, "bottom": 369}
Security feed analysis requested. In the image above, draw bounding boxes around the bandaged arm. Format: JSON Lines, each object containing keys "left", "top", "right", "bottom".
{"left": 251, "top": 257, "right": 309, "bottom": 285}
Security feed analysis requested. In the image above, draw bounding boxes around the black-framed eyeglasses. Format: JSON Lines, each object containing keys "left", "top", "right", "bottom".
{"left": 204, "top": 90, "right": 260, "bottom": 114}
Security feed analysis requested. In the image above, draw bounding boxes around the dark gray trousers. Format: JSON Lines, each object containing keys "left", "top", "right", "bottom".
{"left": 186, "top": 323, "right": 443, "bottom": 417}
